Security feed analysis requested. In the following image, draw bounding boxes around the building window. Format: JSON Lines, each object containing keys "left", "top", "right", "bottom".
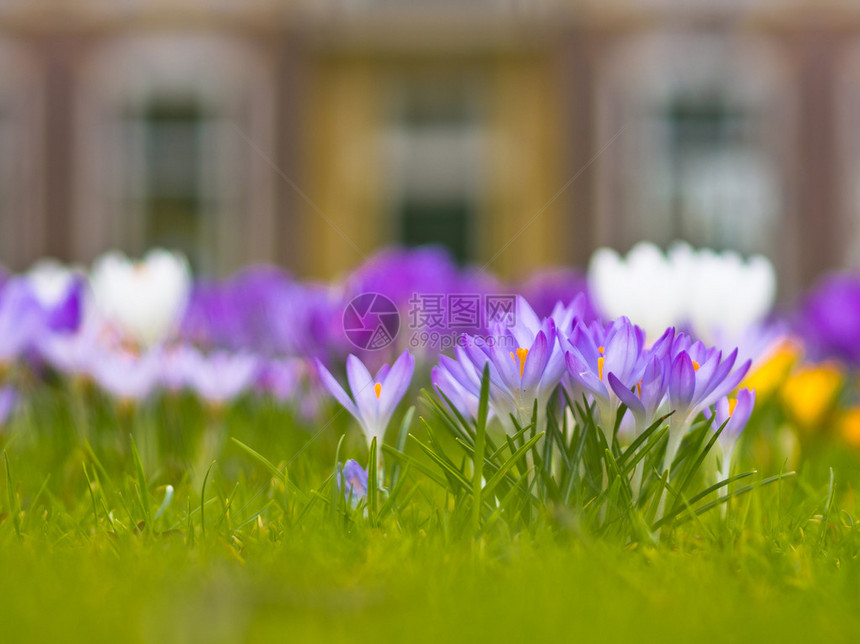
{"left": 596, "top": 34, "right": 789, "bottom": 271}
{"left": 399, "top": 200, "right": 472, "bottom": 262}
{"left": 127, "top": 101, "right": 209, "bottom": 270}
{"left": 385, "top": 79, "right": 485, "bottom": 264}
{"left": 653, "top": 95, "right": 776, "bottom": 255}
{"left": 73, "top": 35, "right": 277, "bottom": 273}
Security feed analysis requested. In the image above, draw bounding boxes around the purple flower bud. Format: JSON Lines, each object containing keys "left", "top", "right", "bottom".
{"left": 338, "top": 459, "right": 369, "bottom": 502}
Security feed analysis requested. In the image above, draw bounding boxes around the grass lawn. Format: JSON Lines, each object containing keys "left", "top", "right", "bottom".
{"left": 0, "top": 387, "right": 858, "bottom": 643}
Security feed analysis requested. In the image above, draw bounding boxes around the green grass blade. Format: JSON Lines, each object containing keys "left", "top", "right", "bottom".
{"left": 367, "top": 437, "right": 379, "bottom": 523}
{"left": 129, "top": 435, "right": 151, "bottom": 526}
{"left": 471, "top": 365, "right": 490, "bottom": 533}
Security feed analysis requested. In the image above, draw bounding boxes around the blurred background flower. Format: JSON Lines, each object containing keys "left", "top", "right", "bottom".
{"left": 796, "top": 274, "right": 860, "bottom": 367}
{"left": 588, "top": 242, "right": 777, "bottom": 347}
{"left": 89, "top": 249, "right": 191, "bottom": 348}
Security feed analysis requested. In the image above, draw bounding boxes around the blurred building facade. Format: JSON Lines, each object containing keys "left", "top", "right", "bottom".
{"left": 0, "top": 0, "right": 855, "bottom": 297}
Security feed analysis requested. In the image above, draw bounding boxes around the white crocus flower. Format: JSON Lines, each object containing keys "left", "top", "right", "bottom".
{"left": 588, "top": 241, "right": 777, "bottom": 345}
{"left": 588, "top": 242, "right": 686, "bottom": 340}
{"left": 680, "top": 244, "right": 776, "bottom": 343}
{"left": 89, "top": 249, "right": 191, "bottom": 347}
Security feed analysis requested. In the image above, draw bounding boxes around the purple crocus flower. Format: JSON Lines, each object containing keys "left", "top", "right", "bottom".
{"left": 433, "top": 295, "right": 575, "bottom": 428}
{"left": 24, "top": 260, "right": 84, "bottom": 333}
{"left": 564, "top": 316, "right": 653, "bottom": 436}
{"left": 457, "top": 316, "right": 565, "bottom": 428}
{"left": 666, "top": 338, "right": 751, "bottom": 422}
{"left": 344, "top": 246, "right": 464, "bottom": 313}
{"left": 36, "top": 321, "right": 107, "bottom": 377}
{"left": 664, "top": 337, "right": 751, "bottom": 465}
{"left": 316, "top": 351, "right": 415, "bottom": 456}
{"left": 43, "top": 279, "right": 83, "bottom": 333}
{"left": 796, "top": 274, "right": 860, "bottom": 366}
{"left": 180, "top": 279, "right": 239, "bottom": 350}
{"left": 0, "top": 279, "right": 47, "bottom": 364}
{"left": 431, "top": 346, "right": 488, "bottom": 422}
{"left": 607, "top": 354, "right": 669, "bottom": 435}
{"left": 183, "top": 349, "right": 260, "bottom": 405}
{"left": 704, "top": 388, "right": 756, "bottom": 483}
{"left": 342, "top": 246, "right": 500, "bottom": 360}
{"left": 338, "top": 459, "right": 369, "bottom": 505}
{"left": 157, "top": 344, "right": 200, "bottom": 393}
{"left": 87, "top": 347, "right": 162, "bottom": 402}
{"left": 181, "top": 269, "right": 342, "bottom": 362}
{"left": 256, "top": 358, "right": 304, "bottom": 401}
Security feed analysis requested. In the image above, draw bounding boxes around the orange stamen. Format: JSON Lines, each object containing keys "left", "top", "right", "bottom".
{"left": 516, "top": 347, "right": 529, "bottom": 378}
{"left": 374, "top": 383, "right": 382, "bottom": 399}
{"left": 598, "top": 356, "right": 605, "bottom": 380}
{"left": 692, "top": 360, "right": 700, "bottom": 371}
{"left": 636, "top": 381, "right": 642, "bottom": 399}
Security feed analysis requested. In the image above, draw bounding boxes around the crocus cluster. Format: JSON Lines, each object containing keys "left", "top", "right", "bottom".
{"left": 432, "top": 296, "right": 755, "bottom": 471}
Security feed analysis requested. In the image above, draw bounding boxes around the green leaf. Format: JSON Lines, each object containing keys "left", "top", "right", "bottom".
{"left": 200, "top": 460, "right": 216, "bottom": 538}
{"left": 654, "top": 472, "right": 796, "bottom": 530}
{"left": 230, "top": 437, "right": 284, "bottom": 483}
{"left": 482, "top": 433, "right": 544, "bottom": 499}
{"left": 617, "top": 413, "right": 673, "bottom": 468}
{"left": 367, "top": 437, "right": 379, "bottom": 523}
{"left": 471, "top": 364, "right": 490, "bottom": 533}
{"left": 413, "top": 423, "right": 472, "bottom": 492}
{"left": 382, "top": 443, "right": 449, "bottom": 489}
{"left": 390, "top": 406, "right": 414, "bottom": 490}
{"left": 129, "top": 435, "right": 151, "bottom": 527}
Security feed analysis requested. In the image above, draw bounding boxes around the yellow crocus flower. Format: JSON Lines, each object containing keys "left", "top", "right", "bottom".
{"left": 743, "top": 340, "right": 801, "bottom": 399}
{"left": 780, "top": 362, "right": 843, "bottom": 430}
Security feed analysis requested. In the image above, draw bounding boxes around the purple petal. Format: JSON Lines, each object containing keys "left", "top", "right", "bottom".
{"left": 608, "top": 372, "right": 645, "bottom": 418}
{"left": 521, "top": 331, "right": 549, "bottom": 391}
{"left": 346, "top": 354, "right": 377, "bottom": 414}
{"left": 565, "top": 349, "right": 607, "bottom": 400}
{"left": 378, "top": 351, "right": 415, "bottom": 423}
{"left": 316, "top": 359, "right": 360, "bottom": 419}
{"left": 339, "top": 459, "right": 369, "bottom": 500}
{"left": 669, "top": 352, "right": 696, "bottom": 410}
{"left": 516, "top": 296, "right": 542, "bottom": 337}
